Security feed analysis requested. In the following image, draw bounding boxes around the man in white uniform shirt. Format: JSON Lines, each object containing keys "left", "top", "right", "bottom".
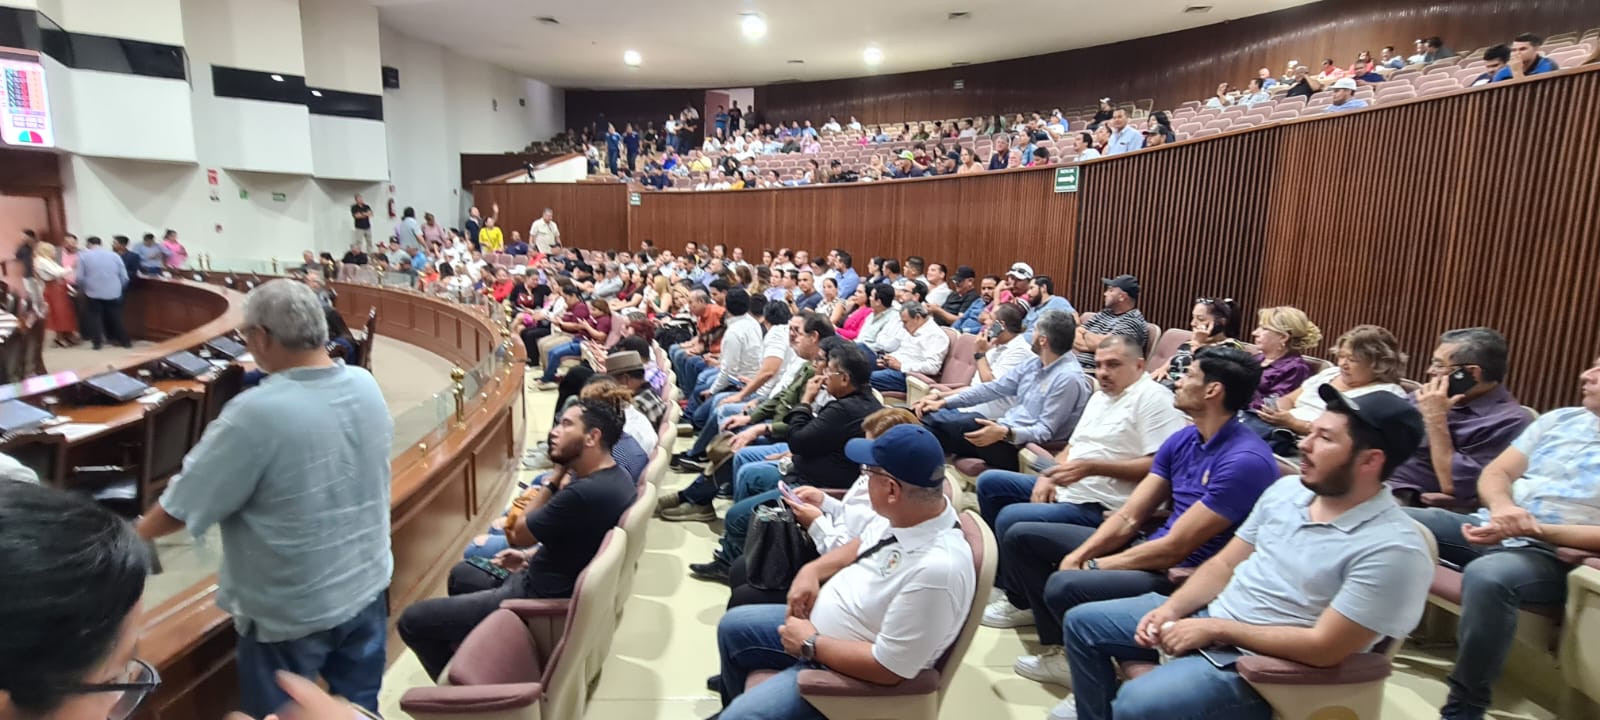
{"left": 528, "top": 209, "right": 560, "bottom": 253}
{"left": 712, "top": 424, "right": 974, "bottom": 719}
{"left": 868, "top": 303, "right": 950, "bottom": 392}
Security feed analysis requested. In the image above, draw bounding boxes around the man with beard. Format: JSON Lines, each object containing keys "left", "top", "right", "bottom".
{"left": 1055, "top": 384, "right": 1431, "bottom": 720}
{"left": 953, "top": 274, "right": 1001, "bottom": 334}
{"left": 397, "top": 399, "right": 635, "bottom": 680}
{"left": 1023, "top": 275, "right": 1075, "bottom": 333}
{"left": 1074, "top": 274, "right": 1148, "bottom": 371}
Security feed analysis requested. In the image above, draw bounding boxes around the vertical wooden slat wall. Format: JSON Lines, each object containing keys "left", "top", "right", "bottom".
{"left": 477, "top": 66, "right": 1600, "bottom": 410}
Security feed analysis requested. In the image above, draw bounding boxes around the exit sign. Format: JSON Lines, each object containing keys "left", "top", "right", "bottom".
{"left": 629, "top": 192, "right": 641, "bottom": 206}
{"left": 1053, "top": 166, "right": 1080, "bottom": 193}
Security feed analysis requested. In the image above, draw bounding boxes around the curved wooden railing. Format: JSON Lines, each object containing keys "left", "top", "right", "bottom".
{"left": 133, "top": 279, "right": 526, "bottom": 720}
{"left": 476, "top": 64, "right": 1600, "bottom": 411}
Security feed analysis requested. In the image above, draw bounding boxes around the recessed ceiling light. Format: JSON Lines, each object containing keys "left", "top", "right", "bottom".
{"left": 623, "top": 50, "right": 642, "bottom": 66}
{"left": 310, "top": 89, "right": 322, "bottom": 97}
{"left": 787, "top": 59, "right": 805, "bottom": 64}
{"left": 863, "top": 47, "right": 883, "bottom": 65}
{"left": 741, "top": 13, "right": 767, "bottom": 40}
{"left": 536, "top": 16, "right": 559, "bottom": 25}
{"left": 1183, "top": 5, "right": 1213, "bottom": 12}
{"left": 947, "top": 11, "right": 971, "bottom": 20}
{"left": 269, "top": 74, "right": 284, "bottom": 82}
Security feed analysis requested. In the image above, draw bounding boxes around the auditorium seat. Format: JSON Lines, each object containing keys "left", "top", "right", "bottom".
{"left": 902, "top": 328, "right": 976, "bottom": 406}
{"left": 614, "top": 482, "right": 656, "bottom": 623}
{"left": 743, "top": 510, "right": 994, "bottom": 720}
{"left": 1562, "top": 563, "right": 1600, "bottom": 714}
{"left": 399, "top": 528, "right": 626, "bottom": 720}
{"left": 1147, "top": 328, "right": 1192, "bottom": 371}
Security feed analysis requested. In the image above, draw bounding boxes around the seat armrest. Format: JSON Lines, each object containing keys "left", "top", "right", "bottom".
{"left": 905, "top": 374, "right": 934, "bottom": 407}
{"left": 400, "top": 683, "right": 545, "bottom": 714}
{"left": 500, "top": 599, "right": 570, "bottom": 619}
{"left": 1555, "top": 546, "right": 1600, "bottom": 566}
{"left": 1236, "top": 653, "right": 1392, "bottom": 685}
{"left": 1167, "top": 567, "right": 1196, "bottom": 586}
{"left": 796, "top": 668, "right": 940, "bottom": 697}
{"left": 1420, "top": 492, "right": 1475, "bottom": 510}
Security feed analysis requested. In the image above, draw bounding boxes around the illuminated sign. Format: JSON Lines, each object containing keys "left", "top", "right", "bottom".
{"left": 0, "top": 48, "right": 54, "bottom": 148}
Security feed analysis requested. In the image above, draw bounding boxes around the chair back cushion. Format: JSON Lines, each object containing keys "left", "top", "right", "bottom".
{"left": 1148, "top": 329, "right": 1193, "bottom": 371}
{"left": 616, "top": 484, "right": 656, "bottom": 615}
{"left": 938, "top": 330, "right": 979, "bottom": 386}
{"left": 539, "top": 527, "right": 626, "bottom": 720}
{"left": 933, "top": 511, "right": 996, "bottom": 696}
{"left": 447, "top": 608, "right": 544, "bottom": 687}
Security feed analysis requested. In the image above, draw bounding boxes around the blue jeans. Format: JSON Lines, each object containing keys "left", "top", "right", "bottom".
{"left": 869, "top": 368, "right": 907, "bottom": 391}
{"left": 978, "top": 469, "right": 1109, "bottom": 597}
{"left": 1064, "top": 593, "right": 1270, "bottom": 720}
{"left": 737, "top": 460, "right": 785, "bottom": 501}
{"left": 541, "top": 339, "right": 583, "bottom": 382}
{"left": 716, "top": 604, "right": 827, "bottom": 719}
{"left": 674, "top": 351, "right": 709, "bottom": 398}
{"left": 463, "top": 527, "right": 509, "bottom": 560}
{"left": 1405, "top": 508, "right": 1570, "bottom": 720}
{"left": 237, "top": 592, "right": 388, "bottom": 717}
{"left": 690, "top": 383, "right": 741, "bottom": 423}
{"left": 680, "top": 442, "right": 786, "bottom": 506}
{"left": 689, "top": 400, "right": 752, "bottom": 456}
{"left": 720, "top": 488, "right": 781, "bottom": 563}
{"left": 854, "top": 342, "right": 878, "bottom": 368}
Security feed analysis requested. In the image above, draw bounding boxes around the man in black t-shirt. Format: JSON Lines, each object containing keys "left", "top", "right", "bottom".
{"left": 397, "top": 399, "right": 637, "bottom": 680}
{"left": 350, "top": 194, "right": 373, "bottom": 251}
{"left": 340, "top": 243, "right": 369, "bottom": 266}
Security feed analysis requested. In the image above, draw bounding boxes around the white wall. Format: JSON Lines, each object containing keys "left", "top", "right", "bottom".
{"left": 181, "top": 0, "right": 304, "bottom": 74}
{"left": 524, "top": 78, "right": 565, "bottom": 142}
{"left": 50, "top": 0, "right": 183, "bottom": 46}
{"left": 300, "top": 0, "right": 381, "bottom": 94}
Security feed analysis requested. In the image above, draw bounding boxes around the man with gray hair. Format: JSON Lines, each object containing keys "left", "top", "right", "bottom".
{"left": 529, "top": 207, "right": 560, "bottom": 253}
{"left": 137, "top": 280, "right": 393, "bottom": 718}
{"left": 917, "top": 310, "right": 1092, "bottom": 471}
{"left": 868, "top": 302, "right": 950, "bottom": 392}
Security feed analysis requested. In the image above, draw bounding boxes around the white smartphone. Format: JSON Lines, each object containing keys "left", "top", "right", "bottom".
{"left": 777, "top": 480, "right": 802, "bottom": 504}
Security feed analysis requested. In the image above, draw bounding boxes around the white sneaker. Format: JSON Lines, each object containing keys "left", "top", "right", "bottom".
{"left": 987, "top": 587, "right": 1007, "bottom": 606}
{"left": 981, "top": 598, "right": 1034, "bottom": 628}
{"left": 1014, "top": 646, "right": 1071, "bottom": 687}
{"left": 1047, "top": 696, "right": 1078, "bottom": 720}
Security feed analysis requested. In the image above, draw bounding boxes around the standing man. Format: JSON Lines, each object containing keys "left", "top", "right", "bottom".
{"left": 529, "top": 208, "right": 561, "bottom": 254}
{"left": 137, "top": 281, "right": 394, "bottom": 717}
{"left": 350, "top": 194, "right": 373, "bottom": 251}
{"left": 73, "top": 236, "right": 131, "bottom": 350}
{"left": 136, "top": 233, "right": 167, "bottom": 275}
{"left": 1103, "top": 109, "right": 1145, "bottom": 156}
{"left": 112, "top": 235, "right": 140, "bottom": 278}
{"left": 464, "top": 206, "right": 484, "bottom": 252}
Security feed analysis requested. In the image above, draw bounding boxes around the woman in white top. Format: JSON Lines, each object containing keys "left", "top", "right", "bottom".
{"left": 1253, "top": 324, "right": 1407, "bottom": 452}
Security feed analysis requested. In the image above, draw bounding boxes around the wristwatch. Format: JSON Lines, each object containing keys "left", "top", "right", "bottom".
{"left": 973, "top": 351, "right": 984, "bottom": 361}
{"left": 1084, "top": 559, "right": 1100, "bottom": 570}
{"left": 800, "top": 632, "right": 821, "bottom": 661}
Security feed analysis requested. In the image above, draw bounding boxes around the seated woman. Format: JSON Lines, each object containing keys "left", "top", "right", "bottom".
{"left": 1247, "top": 305, "right": 1322, "bottom": 411}
{"left": 535, "top": 296, "right": 613, "bottom": 387}
{"left": 834, "top": 284, "right": 872, "bottom": 340}
{"left": 1244, "top": 323, "right": 1407, "bottom": 455}
{"left": 1150, "top": 297, "right": 1244, "bottom": 390}
{"left": 326, "top": 307, "right": 360, "bottom": 367}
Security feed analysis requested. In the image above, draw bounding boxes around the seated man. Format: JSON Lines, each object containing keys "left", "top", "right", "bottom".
{"left": 1405, "top": 354, "right": 1600, "bottom": 720}
{"left": 668, "top": 288, "right": 726, "bottom": 399}
{"left": 1073, "top": 275, "right": 1148, "bottom": 371}
{"left": 917, "top": 311, "right": 1091, "bottom": 471}
{"left": 854, "top": 283, "right": 901, "bottom": 354}
{"left": 1387, "top": 328, "right": 1530, "bottom": 506}
{"left": 711, "top": 424, "right": 975, "bottom": 719}
{"left": 397, "top": 399, "right": 635, "bottom": 680}
{"left": 681, "top": 289, "right": 761, "bottom": 427}
{"left": 673, "top": 301, "right": 796, "bottom": 471}
{"left": 1058, "top": 385, "right": 1434, "bottom": 720}
{"left": 684, "top": 341, "right": 882, "bottom": 582}
{"left": 868, "top": 303, "right": 950, "bottom": 392}
{"left": 952, "top": 274, "right": 1000, "bottom": 335}
{"left": 658, "top": 314, "right": 836, "bottom": 520}
{"left": 994, "top": 346, "right": 1275, "bottom": 689}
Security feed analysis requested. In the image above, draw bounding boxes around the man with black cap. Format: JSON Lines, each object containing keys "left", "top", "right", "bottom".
{"left": 1074, "top": 274, "right": 1148, "bottom": 371}
{"left": 1055, "top": 385, "right": 1434, "bottom": 720}
{"left": 930, "top": 265, "right": 982, "bottom": 327}
{"left": 711, "top": 424, "right": 975, "bottom": 717}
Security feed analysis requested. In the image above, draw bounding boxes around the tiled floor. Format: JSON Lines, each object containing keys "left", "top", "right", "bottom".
{"left": 378, "top": 381, "right": 1561, "bottom": 720}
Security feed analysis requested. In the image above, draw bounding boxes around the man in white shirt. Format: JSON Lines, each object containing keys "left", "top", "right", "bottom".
{"left": 917, "top": 303, "right": 1034, "bottom": 422}
{"left": 1103, "top": 110, "right": 1145, "bottom": 156}
{"left": 681, "top": 300, "right": 798, "bottom": 462}
{"left": 924, "top": 262, "right": 952, "bottom": 307}
{"left": 856, "top": 284, "right": 900, "bottom": 353}
{"left": 712, "top": 424, "right": 974, "bottom": 717}
{"left": 847, "top": 116, "right": 863, "bottom": 133}
{"left": 868, "top": 303, "right": 950, "bottom": 392}
{"left": 971, "top": 336, "right": 1188, "bottom": 685}
{"left": 685, "top": 289, "right": 762, "bottom": 425}
{"left": 821, "top": 116, "right": 842, "bottom": 134}
{"left": 1071, "top": 132, "right": 1102, "bottom": 162}
{"left": 528, "top": 208, "right": 560, "bottom": 253}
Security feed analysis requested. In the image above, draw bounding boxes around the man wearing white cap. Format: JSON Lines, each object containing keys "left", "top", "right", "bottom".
{"left": 1324, "top": 78, "right": 1369, "bottom": 113}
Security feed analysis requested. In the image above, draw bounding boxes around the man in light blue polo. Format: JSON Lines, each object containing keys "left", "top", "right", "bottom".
{"left": 1102, "top": 109, "right": 1145, "bottom": 156}
{"left": 138, "top": 280, "right": 393, "bottom": 718}
{"left": 1055, "top": 384, "right": 1434, "bottom": 720}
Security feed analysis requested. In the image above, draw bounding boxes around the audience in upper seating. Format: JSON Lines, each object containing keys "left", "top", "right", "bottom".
{"left": 1405, "top": 355, "right": 1600, "bottom": 720}
{"left": 1472, "top": 44, "right": 1512, "bottom": 86}
{"left": 917, "top": 310, "right": 1091, "bottom": 471}
{"left": 1496, "top": 32, "right": 1560, "bottom": 81}
{"left": 1324, "top": 78, "right": 1371, "bottom": 112}
{"left": 1073, "top": 275, "right": 1149, "bottom": 371}
{"left": 398, "top": 398, "right": 634, "bottom": 680}
{"left": 712, "top": 423, "right": 973, "bottom": 719}
{"left": 1103, "top": 110, "right": 1145, "bottom": 156}
{"left": 1060, "top": 384, "right": 1433, "bottom": 720}
{"left": 1387, "top": 328, "right": 1530, "bottom": 506}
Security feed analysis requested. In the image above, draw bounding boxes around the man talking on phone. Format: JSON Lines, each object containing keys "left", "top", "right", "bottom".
{"left": 1385, "top": 328, "right": 1529, "bottom": 507}
{"left": 1053, "top": 386, "right": 1432, "bottom": 720}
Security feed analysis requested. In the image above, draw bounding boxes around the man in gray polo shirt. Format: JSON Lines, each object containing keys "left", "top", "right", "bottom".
{"left": 1054, "top": 385, "right": 1433, "bottom": 720}
{"left": 139, "top": 280, "right": 393, "bottom": 718}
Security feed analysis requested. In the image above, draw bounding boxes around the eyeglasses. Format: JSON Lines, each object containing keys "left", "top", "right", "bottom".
{"left": 61, "top": 658, "right": 161, "bottom": 720}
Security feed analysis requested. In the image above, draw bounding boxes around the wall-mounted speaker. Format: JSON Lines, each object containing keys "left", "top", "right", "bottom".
{"left": 382, "top": 66, "right": 399, "bottom": 89}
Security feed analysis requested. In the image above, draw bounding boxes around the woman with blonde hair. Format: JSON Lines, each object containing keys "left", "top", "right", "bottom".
{"left": 33, "top": 242, "right": 79, "bottom": 346}
{"left": 1248, "top": 305, "right": 1322, "bottom": 409}
{"left": 1251, "top": 323, "right": 1406, "bottom": 454}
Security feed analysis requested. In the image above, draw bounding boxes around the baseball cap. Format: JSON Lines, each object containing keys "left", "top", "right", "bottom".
{"left": 1331, "top": 78, "right": 1358, "bottom": 91}
{"left": 1316, "top": 384, "right": 1425, "bottom": 470}
{"left": 899, "top": 150, "right": 916, "bottom": 161}
{"left": 1007, "top": 262, "right": 1035, "bottom": 280}
{"left": 952, "top": 265, "right": 976, "bottom": 282}
{"left": 1101, "top": 274, "right": 1140, "bottom": 299}
{"left": 845, "top": 425, "right": 946, "bottom": 489}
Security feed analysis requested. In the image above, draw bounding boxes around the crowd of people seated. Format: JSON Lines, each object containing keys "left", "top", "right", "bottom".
{"left": 405, "top": 231, "right": 1598, "bottom": 720}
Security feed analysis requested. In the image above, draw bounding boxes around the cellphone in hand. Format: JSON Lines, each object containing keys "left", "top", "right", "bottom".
{"left": 1446, "top": 368, "right": 1475, "bottom": 397}
{"left": 466, "top": 556, "right": 511, "bottom": 581}
{"left": 777, "top": 480, "right": 802, "bottom": 504}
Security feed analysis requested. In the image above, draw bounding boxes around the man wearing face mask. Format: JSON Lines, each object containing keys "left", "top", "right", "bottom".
{"left": 914, "top": 311, "right": 1092, "bottom": 471}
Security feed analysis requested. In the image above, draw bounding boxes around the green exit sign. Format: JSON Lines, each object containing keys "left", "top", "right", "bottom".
{"left": 629, "top": 192, "right": 641, "bottom": 207}
{"left": 1053, "top": 166, "right": 1080, "bottom": 193}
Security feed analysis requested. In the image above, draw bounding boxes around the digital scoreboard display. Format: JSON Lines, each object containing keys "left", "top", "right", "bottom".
{"left": 0, "top": 48, "right": 54, "bottom": 148}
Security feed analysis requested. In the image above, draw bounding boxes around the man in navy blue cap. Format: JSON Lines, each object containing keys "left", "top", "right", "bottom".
{"left": 710, "top": 424, "right": 976, "bottom": 719}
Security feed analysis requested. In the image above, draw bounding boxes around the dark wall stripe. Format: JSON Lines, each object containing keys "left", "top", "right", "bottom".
{"left": 308, "top": 87, "right": 383, "bottom": 121}
{"left": 211, "top": 65, "right": 306, "bottom": 104}
{"left": 0, "top": 7, "right": 186, "bottom": 81}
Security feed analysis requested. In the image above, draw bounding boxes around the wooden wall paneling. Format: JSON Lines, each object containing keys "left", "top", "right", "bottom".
{"left": 473, "top": 183, "right": 630, "bottom": 252}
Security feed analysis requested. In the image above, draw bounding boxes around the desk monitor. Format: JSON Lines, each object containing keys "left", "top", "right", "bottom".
{"left": 163, "top": 351, "right": 213, "bottom": 379}
{"left": 0, "top": 399, "right": 53, "bottom": 433}
{"left": 205, "top": 335, "right": 248, "bottom": 359}
{"left": 83, "top": 371, "right": 151, "bottom": 404}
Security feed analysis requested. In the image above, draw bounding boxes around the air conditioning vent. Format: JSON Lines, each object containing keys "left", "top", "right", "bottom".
{"left": 787, "top": 59, "right": 805, "bottom": 64}
{"left": 947, "top": 11, "right": 971, "bottom": 20}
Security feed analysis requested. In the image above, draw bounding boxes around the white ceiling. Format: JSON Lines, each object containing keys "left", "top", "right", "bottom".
{"left": 372, "top": 0, "right": 1319, "bottom": 90}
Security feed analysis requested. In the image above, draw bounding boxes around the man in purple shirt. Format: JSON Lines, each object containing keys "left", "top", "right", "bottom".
{"left": 1387, "top": 328, "right": 1530, "bottom": 506}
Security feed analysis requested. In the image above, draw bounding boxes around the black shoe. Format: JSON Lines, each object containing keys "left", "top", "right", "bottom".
{"left": 706, "top": 674, "right": 723, "bottom": 693}
{"left": 715, "top": 481, "right": 734, "bottom": 499}
{"left": 689, "top": 559, "right": 731, "bottom": 584}
{"left": 92, "top": 344, "right": 103, "bottom": 350}
{"left": 671, "top": 451, "right": 705, "bottom": 473}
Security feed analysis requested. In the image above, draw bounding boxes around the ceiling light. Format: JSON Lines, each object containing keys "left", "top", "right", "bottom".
{"left": 310, "top": 89, "right": 322, "bottom": 97}
{"left": 741, "top": 14, "right": 766, "bottom": 40}
{"left": 623, "top": 50, "right": 642, "bottom": 66}
{"left": 1183, "top": 5, "right": 1213, "bottom": 13}
{"left": 536, "top": 16, "right": 559, "bottom": 25}
{"left": 269, "top": 74, "right": 284, "bottom": 82}
{"left": 787, "top": 59, "right": 805, "bottom": 64}
{"left": 863, "top": 47, "right": 883, "bottom": 65}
